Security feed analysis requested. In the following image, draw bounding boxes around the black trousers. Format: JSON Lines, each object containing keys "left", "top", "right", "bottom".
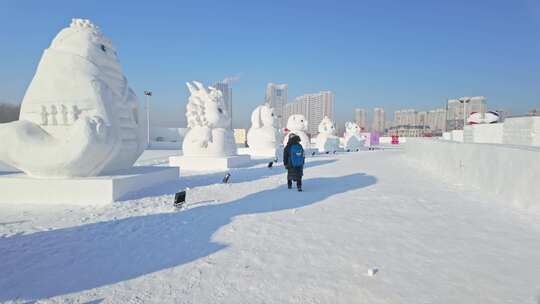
{"left": 287, "top": 178, "right": 302, "bottom": 189}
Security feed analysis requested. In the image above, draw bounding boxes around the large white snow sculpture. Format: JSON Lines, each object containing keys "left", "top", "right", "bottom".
{"left": 315, "top": 116, "right": 340, "bottom": 153}
{"left": 182, "top": 81, "right": 237, "bottom": 157}
{"left": 283, "top": 114, "right": 310, "bottom": 149}
{"left": 0, "top": 18, "right": 145, "bottom": 178}
{"left": 343, "top": 122, "right": 366, "bottom": 151}
{"left": 170, "top": 81, "right": 249, "bottom": 170}
{"left": 247, "top": 103, "right": 279, "bottom": 157}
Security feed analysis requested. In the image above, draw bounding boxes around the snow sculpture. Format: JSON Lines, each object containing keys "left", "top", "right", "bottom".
{"left": 343, "top": 122, "right": 366, "bottom": 151}
{"left": 247, "top": 103, "right": 279, "bottom": 157}
{"left": 283, "top": 114, "right": 310, "bottom": 149}
{"left": 0, "top": 18, "right": 145, "bottom": 178}
{"left": 315, "top": 116, "right": 340, "bottom": 153}
{"left": 182, "top": 81, "right": 236, "bottom": 157}
{"left": 467, "top": 111, "right": 500, "bottom": 124}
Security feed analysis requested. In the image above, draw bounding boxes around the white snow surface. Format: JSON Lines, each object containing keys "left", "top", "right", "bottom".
{"left": 1, "top": 150, "right": 540, "bottom": 303}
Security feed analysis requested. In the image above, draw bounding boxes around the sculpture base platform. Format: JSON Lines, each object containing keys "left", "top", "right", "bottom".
{"left": 169, "top": 155, "right": 251, "bottom": 171}
{"left": 0, "top": 166, "right": 179, "bottom": 206}
{"left": 317, "top": 147, "right": 345, "bottom": 154}
{"left": 238, "top": 147, "right": 279, "bottom": 160}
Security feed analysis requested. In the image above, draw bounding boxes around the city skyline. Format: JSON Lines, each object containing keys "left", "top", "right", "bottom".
{"left": 284, "top": 90, "right": 334, "bottom": 135}
{"left": 0, "top": 1, "right": 538, "bottom": 128}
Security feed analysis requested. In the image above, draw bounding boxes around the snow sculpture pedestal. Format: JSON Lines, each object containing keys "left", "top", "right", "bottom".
{"left": 246, "top": 148, "right": 278, "bottom": 159}
{"left": 0, "top": 166, "right": 179, "bottom": 206}
{"left": 169, "top": 155, "right": 250, "bottom": 171}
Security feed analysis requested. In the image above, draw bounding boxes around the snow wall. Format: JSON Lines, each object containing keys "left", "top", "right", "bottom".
{"left": 503, "top": 117, "right": 540, "bottom": 146}
{"left": 404, "top": 139, "right": 540, "bottom": 208}
{"left": 464, "top": 124, "right": 503, "bottom": 144}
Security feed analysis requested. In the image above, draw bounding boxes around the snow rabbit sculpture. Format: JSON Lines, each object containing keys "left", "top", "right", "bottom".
{"left": 182, "top": 81, "right": 237, "bottom": 157}
{"left": 0, "top": 19, "right": 145, "bottom": 178}
{"left": 343, "top": 122, "right": 366, "bottom": 151}
{"left": 315, "top": 116, "right": 340, "bottom": 153}
{"left": 283, "top": 114, "right": 310, "bottom": 149}
{"left": 247, "top": 103, "right": 279, "bottom": 156}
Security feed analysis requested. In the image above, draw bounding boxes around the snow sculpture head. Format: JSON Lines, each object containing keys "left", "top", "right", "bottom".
{"left": 345, "top": 122, "right": 361, "bottom": 136}
{"left": 284, "top": 114, "right": 310, "bottom": 149}
{"left": 318, "top": 116, "right": 336, "bottom": 135}
{"left": 247, "top": 104, "right": 278, "bottom": 156}
{"left": 0, "top": 18, "right": 145, "bottom": 177}
{"left": 186, "top": 81, "right": 231, "bottom": 129}
{"left": 182, "top": 81, "right": 236, "bottom": 157}
{"left": 250, "top": 103, "right": 276, "bottom": 129}
{"left": 287, "top": 114, "right": 308, "bottom": 132}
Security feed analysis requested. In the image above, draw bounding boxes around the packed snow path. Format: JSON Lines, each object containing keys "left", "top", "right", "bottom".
{"left": 1, "top": 150, "right": 539, "bottom": 303}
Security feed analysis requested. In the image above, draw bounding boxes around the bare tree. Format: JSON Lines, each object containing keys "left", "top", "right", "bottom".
{"left": 0, "top": 103, "right": 21, "bottom": 123}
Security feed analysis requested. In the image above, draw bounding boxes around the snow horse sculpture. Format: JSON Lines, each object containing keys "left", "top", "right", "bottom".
{"left": 283, "top": 114, "right": 310, "bottom": 150}
{"left": 247, "top": 103, "right": 279, "bottom": 158}
{"left": 343, "top": 121, "right": 366, "bottom": 151}
{"left": 315, "top": 116, "right": 340, "bottom": 153}
{"left": 0, "top": 18, "right": 145, "bottom": 178}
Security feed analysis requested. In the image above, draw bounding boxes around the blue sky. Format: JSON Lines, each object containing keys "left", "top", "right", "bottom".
{"left": 1, "top": 0, "right": 539, "bottom": 127}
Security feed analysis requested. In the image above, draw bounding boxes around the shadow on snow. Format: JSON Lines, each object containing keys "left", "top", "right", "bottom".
{"left": 0, "top": 171, "right": 376, "bottom": 301}
{"left": 120, "top": 158, "right": 337, "bottom": 201}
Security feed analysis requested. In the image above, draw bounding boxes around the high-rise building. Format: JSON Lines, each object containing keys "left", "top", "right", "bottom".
{"left": 355, "top": 108, "right": 367, "bottom": 131}
{"left": 426, "top": 109, "right": 446, "bottom": 133}
{"left": 212, "top": 81, "right": 233, "bottom": 128}
{"left": 372, "top": 107, "right": 385, "bottom": 134}
{"left": 265, "top": 83, "right": 288, "bottom": 128}
{"left": 283, "top": 91, "right": 334, "bottom": 135}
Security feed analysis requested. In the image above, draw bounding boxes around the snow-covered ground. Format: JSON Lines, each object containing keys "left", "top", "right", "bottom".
{"left": 1, "top": 149, "right": 540, "bottom": 303}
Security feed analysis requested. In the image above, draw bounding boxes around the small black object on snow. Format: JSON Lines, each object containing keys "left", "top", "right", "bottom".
{"left": 222, "top": 173, "right": 231, "bottom": 184}
{"left": 325, "top": 151, "right": 329, "bottom": 154}
{"left": 267, "top": 161, "right": 273, "bottom": 168}
{"left": 356, "top": 149, "right": 359, "bottom": 152}
{"left": 174, "top": 190, "right": 186, "bottom": 209}
{"left": 367, "top": 268, "right": 379, "bottom": 276}
{"left": 346, "top": 149, "right": 350, "bottom": 152}
{"left": 311, "top": 151, "right": 316, "bottom": 156}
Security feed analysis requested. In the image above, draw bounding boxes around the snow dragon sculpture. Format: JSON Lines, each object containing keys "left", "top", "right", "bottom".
{"left": 343, "top": 121, "right": 366, "bottom": 151}
{"left": 0, "top": 18, "right": 145, "bottom": 178}
{"left": 247, "top": 103, "right": 279, "bottom": 156}
{"left": 182, "top": 81, "right": 237, "bottom": 157}
{"left": 315, "top": 116, "right": 340, "bottom": 153}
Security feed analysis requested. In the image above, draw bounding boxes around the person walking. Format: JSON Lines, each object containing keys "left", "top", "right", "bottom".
{"left": 283, "top": 133, "right": 305, "bottom": 192}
